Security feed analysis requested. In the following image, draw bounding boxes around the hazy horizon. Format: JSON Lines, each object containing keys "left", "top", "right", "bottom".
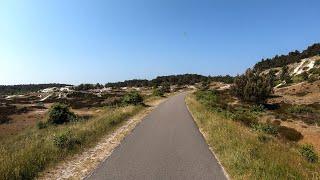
{"left": 1, "top": 0, "right": 320, "bottom": 85}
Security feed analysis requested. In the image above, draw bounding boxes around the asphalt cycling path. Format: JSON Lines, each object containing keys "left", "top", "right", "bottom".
{"left": 87, "top": 93, "right": 227, "bottom": 180}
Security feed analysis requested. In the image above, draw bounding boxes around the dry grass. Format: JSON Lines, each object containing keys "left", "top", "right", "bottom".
{"left": 38, "top": 96, "right": 167, "bottom": 179}
{"left": 0, "top": 105, "right": 143, "bottom": 180}
{"left": 186, "top": 94, "right": 320, "bottom": 179}
{"left": 270, "top": 80, "right": 320, "bottom": 105}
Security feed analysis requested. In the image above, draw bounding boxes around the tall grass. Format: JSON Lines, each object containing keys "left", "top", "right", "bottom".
{"left": 186, "top": 94, "right": 320, "bottom": 179}
{"left": 0, "top": 105, "right": 143, "bottom": 180}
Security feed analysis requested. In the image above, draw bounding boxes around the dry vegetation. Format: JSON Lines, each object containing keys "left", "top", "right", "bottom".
{"left": 188, "top": 53, "right": 320, "bottom": 179}
{"left": 0, "top": 85, "right": 172, "bottom": 179}
{"left": 266, "top": 80, "right": 320, "bottom": 151}
{"left": 0, "top": 104, "right": 143, "bottom": 179}
{"left": 38, "top": 96, "right": 167, "bottom": 179}
{"left": 270, "top": 80, "right": 320, "bottom": 105}
{"left": 186, "top": 93, "right": 320, "bottom": 179}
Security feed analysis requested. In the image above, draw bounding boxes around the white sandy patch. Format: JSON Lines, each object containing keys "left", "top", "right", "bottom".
{"left": 292, "top": 58, "right": 315, "bottom": 75}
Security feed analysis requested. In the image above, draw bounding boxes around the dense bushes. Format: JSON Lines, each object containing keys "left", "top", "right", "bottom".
{"left": 232, "top": 69, "right": 274, "bottom": 103}
{"left": 160, "top": 82, "right": 171, "bottom": 93}
{"left": 47, "top": 103, "right": 77, "bottom": 124}
{"left": 122, "top": 91, "right": 143, "bottom": 105}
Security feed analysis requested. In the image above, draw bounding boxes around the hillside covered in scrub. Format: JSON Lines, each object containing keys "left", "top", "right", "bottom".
{"left": 185, "top": 43, "right": 320, "bottom": 179}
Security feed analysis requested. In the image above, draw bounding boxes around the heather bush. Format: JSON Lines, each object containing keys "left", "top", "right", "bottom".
{"left": 47, "top": 103, "right": 77, "bottom": 124}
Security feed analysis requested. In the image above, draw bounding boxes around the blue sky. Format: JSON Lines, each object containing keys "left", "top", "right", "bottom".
{"left": 0, "top": 0, "right": 319, "bottom": 85}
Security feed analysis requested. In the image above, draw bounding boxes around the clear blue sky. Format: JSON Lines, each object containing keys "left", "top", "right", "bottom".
{"left": 1, "top": 0, "right": 319, "bottom": 85}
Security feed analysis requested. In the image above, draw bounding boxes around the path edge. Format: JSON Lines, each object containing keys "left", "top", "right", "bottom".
{"left": 184, "top": 93, "right": 230, "bottom": 180}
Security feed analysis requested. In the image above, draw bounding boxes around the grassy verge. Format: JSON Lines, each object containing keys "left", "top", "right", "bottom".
{"left": 186, "top": 93, "right": 320, "bottom": 179}
{"left": 0, "top": 105, "right": 144, "bottom": 179}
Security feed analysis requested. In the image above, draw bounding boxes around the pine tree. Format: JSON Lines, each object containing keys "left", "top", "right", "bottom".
{"left": 232, "top": 69, "right": 274, "bottom": 103}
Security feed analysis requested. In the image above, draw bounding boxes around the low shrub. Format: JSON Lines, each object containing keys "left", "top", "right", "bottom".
{"left": 232, "top": 110, "right": 258, "bottom": 126}
{"left": 122, "top": 91, "right": 143, "bottom": 105}
{"left": 292, "top": 72, "right": 309, "bottom": 83}
{"left": 291, "top": 76, "right": 303, "bottom": 83}
{"left": 36, "top": 121, "right": 47, "bottom": 129}
{"left": 47, "top": 103, "right": 77, "bottom": 124}
{"left": 278, "top": 126, "right": 303, "bottom": 141}
{"left": 160, "top": 82, "right": 171, "bottom": 93}
{"left": 53, "top": 130, "right": 80, "bottom": 149}
{"left": 152, "top": 88, "right": 164, "bottom": 97}
{"left": 195, "top": 90, "right": 217, "bottom": 102}
{"left": 300, "top": 144, "right": 318, "bottom": 163}
{"left": 287, "top": 105, "right": 314, "bottom": 114}
{"left": 252, "top": 123, "right": 278, "bottom": 135}
{"left": 309, "top": 67, "right": 320, "bottom": 75}
{"left": 274, "top": 79, "right": 282, "bottom": 86}
{"left": 250, "top": 104, "right": 265, "bottom": 114}
{"left": 308, "top": 74, "right": 319, "bottom": 83}
{"left": 195, "top": 90, "right": 220, "bottom": 109}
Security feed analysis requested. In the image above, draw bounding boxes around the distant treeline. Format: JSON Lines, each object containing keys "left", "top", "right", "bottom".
{"left": 254, "top": 43, "right": 320, "bottom": 71}
{"left": 0, "top": 84, "right": 70, "bottom": 95}
{"left": 210, "top": 75, "right": 234, "bottom": 84}
{"left": 105, "top": 74, "right": 234, "bottom": 88}
{"left": 0, "top": 74, "right": 234, "bottom": 95}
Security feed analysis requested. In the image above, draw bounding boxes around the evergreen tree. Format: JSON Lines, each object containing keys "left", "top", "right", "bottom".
{"left": 232, "top": 69, "right": 274, "bottom": 103}
{"left": 280, "top": 65, "right": 291, "bottom": 83}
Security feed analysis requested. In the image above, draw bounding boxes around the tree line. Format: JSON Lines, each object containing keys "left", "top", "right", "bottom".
{"left": 0, "top": 74, "right": 234, "bottom": 95}
{"left": 254, "top": 43, "right": 320, "bottom": 71}
{"left": 105, "top": 74, "right": 234, "bottom": 88}
{"left": 0, "top": 84, "right": 69, "bottom": 95}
